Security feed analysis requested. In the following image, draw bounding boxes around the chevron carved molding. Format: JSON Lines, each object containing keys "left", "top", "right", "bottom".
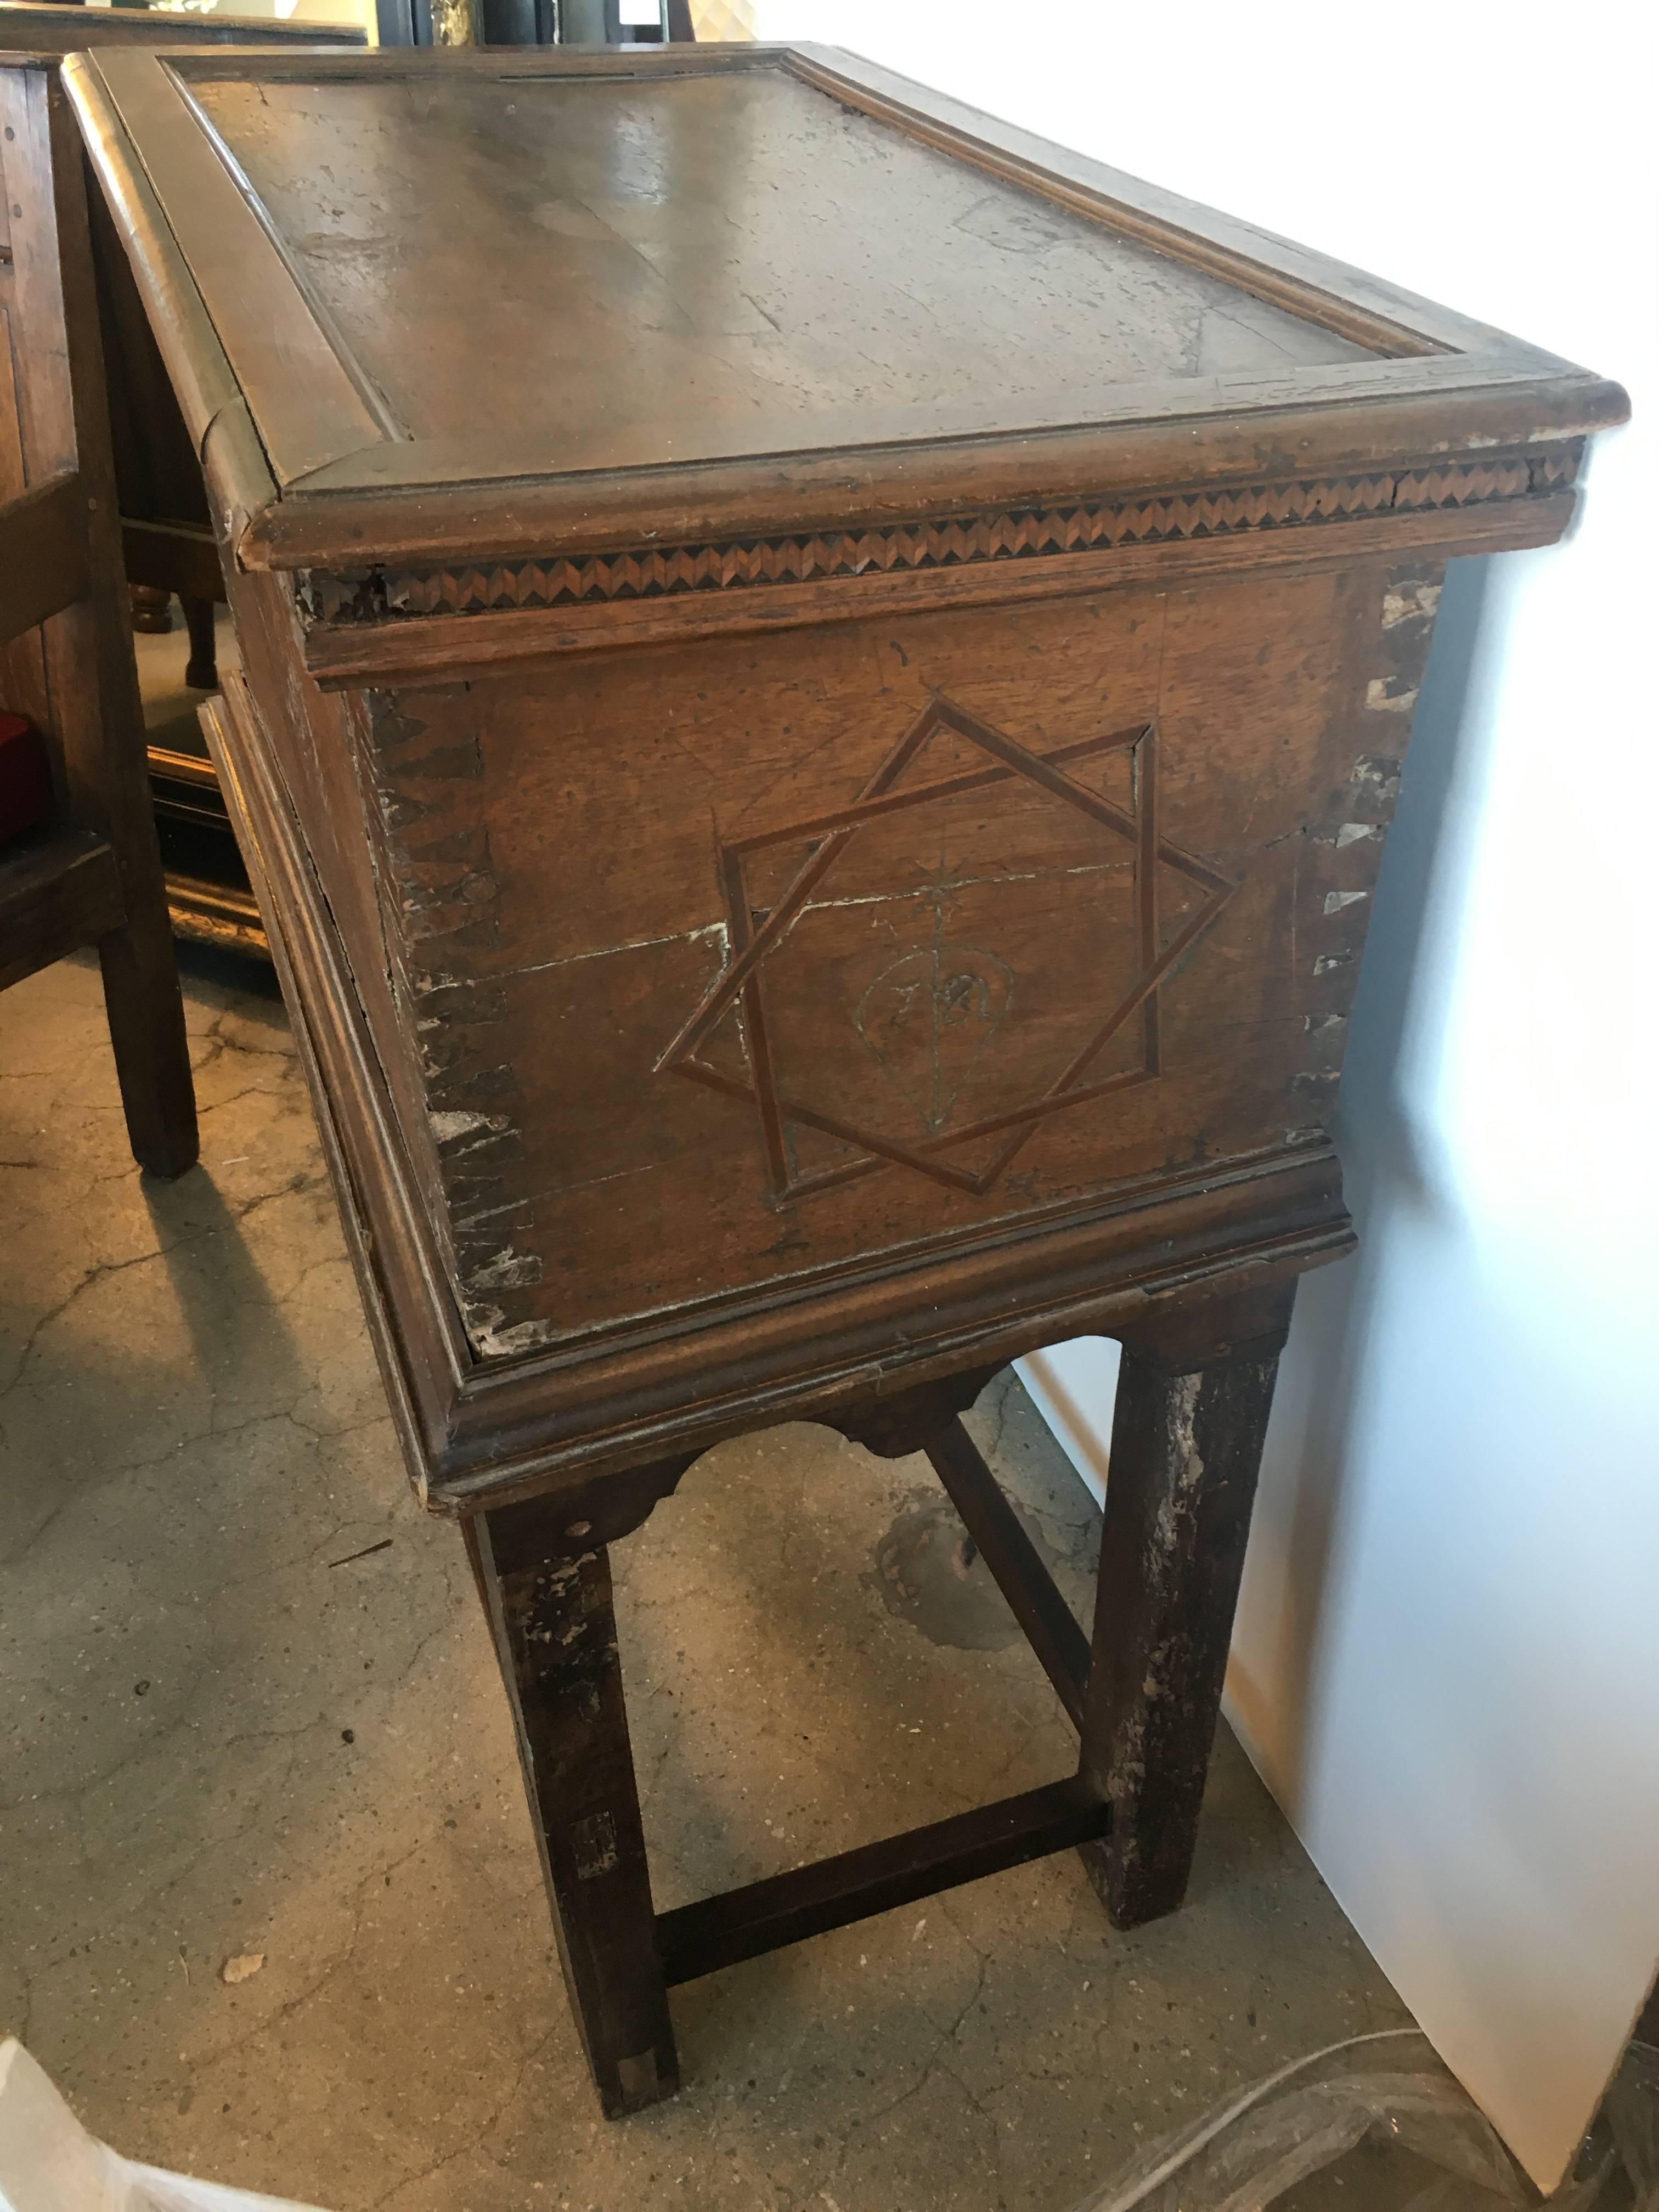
{"left": 298, "top": 449, "right": 1577, "bottom": 629}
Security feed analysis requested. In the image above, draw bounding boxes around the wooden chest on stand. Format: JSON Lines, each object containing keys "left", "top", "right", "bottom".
{"left": 67, "top": 40, "right": 1626, "bottom": 2118}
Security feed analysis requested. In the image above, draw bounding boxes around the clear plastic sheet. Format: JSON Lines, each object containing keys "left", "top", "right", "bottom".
{"left": 0, "top": 2041, "right": 331, "bottom": 2212}
{"left": 1073, "top": 2028, "right": 1659, "bottom": 2212}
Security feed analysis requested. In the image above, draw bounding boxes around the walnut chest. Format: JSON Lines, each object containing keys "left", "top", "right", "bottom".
{"left": 68, "top": 42, "right": 1627, "bottom": 1515}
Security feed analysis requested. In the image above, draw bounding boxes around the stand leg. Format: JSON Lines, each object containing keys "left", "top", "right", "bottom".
{"left": 1077, "top": 1280, "right": 1298, "bottom": 1928}
{"left": 182, "top": 596, "right": 218, "bottom": 691}
{"left": 468, "top": 1493, "right": 679, "bottom": 2117}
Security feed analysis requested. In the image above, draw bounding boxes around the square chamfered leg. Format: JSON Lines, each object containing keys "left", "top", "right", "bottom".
{"left": 459, "top": 1369, "right": 1116, "bottom": 2122}
{"left": 466, "top": 1485, "right": 683, "bottom": 2118}
{"left": 1077, "top": 1279, "right": 1298, "bottom": 1928}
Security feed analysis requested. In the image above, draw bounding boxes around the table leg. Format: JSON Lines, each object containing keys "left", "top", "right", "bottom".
{"left": 468, "top": 1494, "right": 679, "bottom": 2117}
{"left": 1076, "top": 1279, "right": 1299, "bottom": 1928}
{"left": 182, "top": 596, "right": 218, "bottom": 692}
{"left": 129, "top": 582, "right": 171, "bottom": 635}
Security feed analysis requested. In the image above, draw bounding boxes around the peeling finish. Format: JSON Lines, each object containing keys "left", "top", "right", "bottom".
{"left": 1324, "top": 890, "right": 1368, "bottom": 915}
{"left": 1351, "top": 755, "right": 1403, "bottom": 799}
{"left": 1382, "top": 579, "right": 1443, "bottom": 628}
{"left": 1365, "top": 678, "right": 1420, "bottom": 714}
{"left": 428, "top": 1108, "right": 510, "bottom": 1146}
{"left": 470, "top": 1311, "right": 561, "bottom": 1359}
{"left": 466, "top": 1245, "right": 544, "bottom": 1293}
{"left": 366, "top": 694, "right": 554, "bottom": 1357}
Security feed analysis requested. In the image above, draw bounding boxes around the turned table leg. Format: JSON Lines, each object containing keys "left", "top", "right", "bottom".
{"left": 128, "top": 581, "right": 171, "bottom": 635}
{"left": 1077, "top": 1280, "right": 1299, "bottom": 1928}
{"left": 182, "top": 596, "right": 218, "bottom": 691}
{"left": 466, "top": 1488, "right": 681, "bottom": 2117}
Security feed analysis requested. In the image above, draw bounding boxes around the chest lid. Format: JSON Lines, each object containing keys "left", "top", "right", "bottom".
{"left": 66, "top": 42, "right": 1625, "bottom": 575}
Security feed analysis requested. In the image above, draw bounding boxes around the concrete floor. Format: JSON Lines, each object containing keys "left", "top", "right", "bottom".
{"left": 0, "top": 948, "right": 1414, "bottom": 2212}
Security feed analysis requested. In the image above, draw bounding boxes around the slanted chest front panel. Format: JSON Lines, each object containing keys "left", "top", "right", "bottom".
{"left": 360, "top": 565, "right": 1433, "bottom": 1357}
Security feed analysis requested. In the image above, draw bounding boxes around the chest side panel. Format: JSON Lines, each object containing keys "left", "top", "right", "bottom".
{"left": 363, "top": 562, "right": 1436, "bottom": 1357}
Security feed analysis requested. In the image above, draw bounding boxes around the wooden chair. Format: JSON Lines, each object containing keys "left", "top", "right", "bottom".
{"left": 0, "top": 55, "right": 196, "bottom": 1178}
{"left": 1, "top": 5, "right": 369, "bottom": 696}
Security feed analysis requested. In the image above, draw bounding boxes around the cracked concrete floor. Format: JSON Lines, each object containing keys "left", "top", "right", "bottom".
{"left": 0, "top": 949, "right": 1413, "bottom": 2212}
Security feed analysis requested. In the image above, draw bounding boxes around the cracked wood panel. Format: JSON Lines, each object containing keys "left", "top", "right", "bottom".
{"left": 178, "top": 65, "right": 1372, "bottom": 488}
{"left": 344, "top": 565, "right": 1438, "bottom": 1361}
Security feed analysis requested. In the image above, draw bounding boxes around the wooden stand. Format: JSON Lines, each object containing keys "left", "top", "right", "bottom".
{"left": 462, "top": 1284, "right": 1293, "bottom": 2118}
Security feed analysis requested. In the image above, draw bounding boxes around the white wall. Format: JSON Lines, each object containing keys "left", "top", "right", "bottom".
{"left": 753, "top": 1, "right": 1658, "bottom": 2185}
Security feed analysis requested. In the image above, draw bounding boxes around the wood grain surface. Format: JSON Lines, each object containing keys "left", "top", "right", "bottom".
{"left": 342, "top": 562, "right": 1434, "bottom": 1363}
{"left": 183, "top": 63, "right": 1369, "bottom": 479}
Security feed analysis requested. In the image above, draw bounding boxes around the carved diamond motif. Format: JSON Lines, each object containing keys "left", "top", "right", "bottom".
{"left": 655, "top": 694, "right": 1237, "bottom": 1205}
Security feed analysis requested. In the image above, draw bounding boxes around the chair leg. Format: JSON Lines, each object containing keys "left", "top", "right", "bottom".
{"left": 467, "top": 1495, "right": 679, "bottom": 2118}
{"left": 93, "top": 561, "right": 199, "bottom": 1180}
{"left": 2, "top": 66, "right": 200, "bottom": 1180}
{"left": 182, "top": 596, "right": 218, "bottom": 692}
{"left": 1076, "top": 1280, "right": 1298, "bottom": 1928}
{"left": 81, "top": 565, "right": 199, "bottom": 1180}
{"left": 97, "top": 902, "right": 199, "bottom": 1180}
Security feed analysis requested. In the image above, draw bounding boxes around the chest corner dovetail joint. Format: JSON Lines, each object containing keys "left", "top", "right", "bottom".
{"left": 64, "top": 41, "right": 1629, "bottom": 2117}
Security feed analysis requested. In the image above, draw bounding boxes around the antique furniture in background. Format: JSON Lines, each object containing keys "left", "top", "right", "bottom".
{"left": 0, "top": 55, "right": 195, "bottom": 1176}
{"left": 378, "top": 0, "right": 695, "bottom": 48}
{"left": 67, "top": 40, "right": 1626, "bottom": 2115}
{"left": 0, "top": 3, "right": 365, "bottom": 958}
